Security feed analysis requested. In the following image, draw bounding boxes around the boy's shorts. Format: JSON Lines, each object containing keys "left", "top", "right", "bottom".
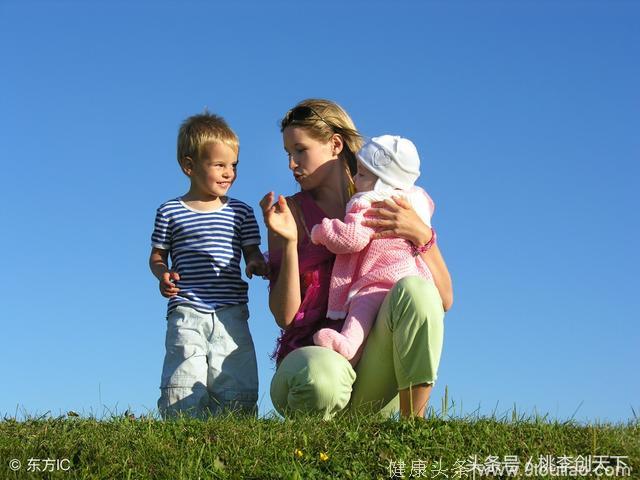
{"left": 158, "top": 303, "right": 258, "bottom": 418}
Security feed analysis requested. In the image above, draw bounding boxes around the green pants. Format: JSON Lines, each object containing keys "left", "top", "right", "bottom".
{"left": 270, "top": 276, "right": 445, "bottom": 419}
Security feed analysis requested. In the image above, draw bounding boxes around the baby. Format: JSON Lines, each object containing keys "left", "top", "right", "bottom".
{"left": 310, "top": 135, "right": 436, "bottom": 363}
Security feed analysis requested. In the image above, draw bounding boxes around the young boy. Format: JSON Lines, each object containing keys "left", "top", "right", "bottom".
{"left": 149, "top": 111, "right": 268, "bottom": 418}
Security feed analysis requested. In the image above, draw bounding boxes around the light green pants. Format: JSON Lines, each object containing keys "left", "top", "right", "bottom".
{"left": 270, "top": 276, "right": 445, "bottom": 419}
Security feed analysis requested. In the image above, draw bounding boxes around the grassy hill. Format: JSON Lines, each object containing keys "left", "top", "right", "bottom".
{"left": 1, "top": 407, "right": 637, "bottom": 479}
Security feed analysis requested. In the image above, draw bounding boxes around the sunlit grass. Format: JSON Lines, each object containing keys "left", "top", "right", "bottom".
{"left": 1, "top": 396, "right": 638, "bottom": 479}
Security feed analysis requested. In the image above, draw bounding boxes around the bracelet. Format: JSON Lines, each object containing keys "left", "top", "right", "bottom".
{"left": 411, "top": 228, "right": 437, "bottom": 257}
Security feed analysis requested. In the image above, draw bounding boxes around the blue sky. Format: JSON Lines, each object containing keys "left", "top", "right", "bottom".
{"left": 1, "top": 0, "right": 638, "bottom": 423}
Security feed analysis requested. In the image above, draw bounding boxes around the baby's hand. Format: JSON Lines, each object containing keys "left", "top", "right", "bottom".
{"left": 160, "top": 271, "right": 180, "bottom": 298}
{"left": 245, "top": 258, "right": 270, "bottom": 279}
{"left": 309, "top": 224, "right": 321, "bottom": 245}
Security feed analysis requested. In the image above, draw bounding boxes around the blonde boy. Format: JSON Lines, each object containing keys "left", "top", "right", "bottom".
{"left": 149, "top": 112, "right": 267, "bottom": 418}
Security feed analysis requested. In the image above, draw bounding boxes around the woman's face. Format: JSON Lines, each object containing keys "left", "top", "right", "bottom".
{"left": 283, "top": 126, "right": 337, "bottom": 191}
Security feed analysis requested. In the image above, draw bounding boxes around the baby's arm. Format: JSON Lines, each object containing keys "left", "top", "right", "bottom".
{"left": 310, "top": 207, "right": 375, "bottom": 254}
{"left": 149, "top": 247, "right": 180, "bottom": 298}
{"left": 242, "top": 244, "right": 269, "bottom": 279}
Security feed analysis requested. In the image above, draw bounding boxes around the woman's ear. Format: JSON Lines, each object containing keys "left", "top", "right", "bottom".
{"left": 330, "top": 133, "right": 344, "bottom": 156}
{"left": 179, "top": 156, "right": 194, "bottom": 177}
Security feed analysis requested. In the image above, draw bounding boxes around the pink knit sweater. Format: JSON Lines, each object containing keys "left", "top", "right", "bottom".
{"left": 310, "top": 187, "right": 434, "bottom": 320}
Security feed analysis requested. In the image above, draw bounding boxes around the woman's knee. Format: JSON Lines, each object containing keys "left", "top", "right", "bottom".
{"left": 388, "top": 277, "right": 444, "bottom": 326}
{"left": 270, "top": 346, "right": 355, "bottom": 419}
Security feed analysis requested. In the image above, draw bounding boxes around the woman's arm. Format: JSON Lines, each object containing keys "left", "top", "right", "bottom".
{"left": 267, "top": 231, "right": 301, "bottom": 329}
{"left": 363, "top": 196, "right": 454, "bottom": 311}
{"left": 260, "top": 192, "right": 302, "bottom": 329}
{"left": 421, "top": 244, "right": 453, "bottom": 311}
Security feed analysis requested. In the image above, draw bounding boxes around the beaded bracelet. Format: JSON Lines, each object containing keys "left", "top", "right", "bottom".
{"left": 411, "top": 228, "right": 437, "bottom": 257}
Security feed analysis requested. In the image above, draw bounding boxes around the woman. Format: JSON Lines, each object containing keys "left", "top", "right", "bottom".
{"left": 260, "top": 99, "right": 453, "bottom": 419}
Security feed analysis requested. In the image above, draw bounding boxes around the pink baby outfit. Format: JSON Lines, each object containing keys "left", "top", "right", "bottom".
{"left": 310, "top": 187, "right": 434, "bottom": 362}
{"left": 269, "top": 191, "right": 344, "bottom": 365}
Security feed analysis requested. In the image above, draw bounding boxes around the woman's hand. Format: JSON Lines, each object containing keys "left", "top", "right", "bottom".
{"left": 260, "top": 192, "right": 302, "bottom": 329}
{"left": 363, "top": 195, "right": 432, "bottom": 246}
{"left": 259, "top": 192, "right": 298, "bottom": 243}
{"left": 364, "top": 196, "right": 453, "bottom": 311}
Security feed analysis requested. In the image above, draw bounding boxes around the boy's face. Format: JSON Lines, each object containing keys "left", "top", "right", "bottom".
{"left": 182, "top": 142, "right": 238, "bottom": 199}
{"left": 354, "top": 160, "right": 378, "bottom": 192}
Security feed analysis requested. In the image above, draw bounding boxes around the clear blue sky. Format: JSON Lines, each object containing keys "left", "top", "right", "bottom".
{"left": 1, "top": 0, "right": 638, "bottom": 423}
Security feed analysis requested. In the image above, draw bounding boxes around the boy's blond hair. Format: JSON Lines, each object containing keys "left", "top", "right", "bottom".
{"left": 177, "top": 111, "right": 239, "bottom": 162}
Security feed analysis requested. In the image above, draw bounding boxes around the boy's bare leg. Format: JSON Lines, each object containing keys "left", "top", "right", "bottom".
{"left": 399, "top": 383, "right": 432, "bottom": 418}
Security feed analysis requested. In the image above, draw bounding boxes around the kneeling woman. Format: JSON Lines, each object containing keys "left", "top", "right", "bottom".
{"left": 260, "top": 99, "right": 453, "bottom": 419}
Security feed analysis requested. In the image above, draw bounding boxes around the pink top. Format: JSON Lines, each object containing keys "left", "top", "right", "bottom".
{"left": 269, "top": 191, "right": 344, "bottom": 364}
{"left": 310, "top": 188, "right": 433, "bottom": 319}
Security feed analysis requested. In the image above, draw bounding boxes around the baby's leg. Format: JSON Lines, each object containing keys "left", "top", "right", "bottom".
{"left": 314, "top": 286, "right": 388, "bottom": 361}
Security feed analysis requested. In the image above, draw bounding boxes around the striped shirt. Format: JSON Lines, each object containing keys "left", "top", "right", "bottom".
{"left": 151, "top": 197, "right": 261, "bottom": 313}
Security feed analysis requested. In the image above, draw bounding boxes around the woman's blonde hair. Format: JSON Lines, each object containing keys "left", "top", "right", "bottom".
{"left": 280, "top": 99, "right": 362, "bottom": 197}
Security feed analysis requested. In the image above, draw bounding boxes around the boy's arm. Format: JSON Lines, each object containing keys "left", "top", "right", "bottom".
{"left": 242, "top": 244, "right": 269, "bottom": 279}
{"left": 149, "top": 247, "right": 180, "bottom": 297}
{"left": 239, "top": 204, "right": 267, "bottom": 279}
{"left": 310, "top": 207, "right": 375, "bottom": 254}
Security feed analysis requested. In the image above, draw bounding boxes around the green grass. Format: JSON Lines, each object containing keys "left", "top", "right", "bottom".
{"left": 1, "top": 408, "right": 637, "bottom": 479}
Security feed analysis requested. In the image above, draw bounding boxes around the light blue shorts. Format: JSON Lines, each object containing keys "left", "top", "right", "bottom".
{"left": 158, "top": 303, "right": 258, "bottom": 418}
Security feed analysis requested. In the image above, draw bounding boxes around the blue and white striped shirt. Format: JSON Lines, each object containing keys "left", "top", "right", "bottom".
{"left": 151, "top": 197, "right": 261, "bottom": 313}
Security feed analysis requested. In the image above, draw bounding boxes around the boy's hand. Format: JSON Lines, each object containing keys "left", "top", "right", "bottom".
{"left": 245, "top": 257, "right": 270, "bottom": 279}
{"left": 160, "top": 271, "right": 180, "bottom": 297}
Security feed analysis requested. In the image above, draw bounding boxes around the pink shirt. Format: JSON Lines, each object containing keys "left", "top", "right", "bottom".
{"left": 310, "top": 187, "right": 434, "bottom": 319}
{"left": 268, "top": 191, "right": 343, "bottom": 364}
